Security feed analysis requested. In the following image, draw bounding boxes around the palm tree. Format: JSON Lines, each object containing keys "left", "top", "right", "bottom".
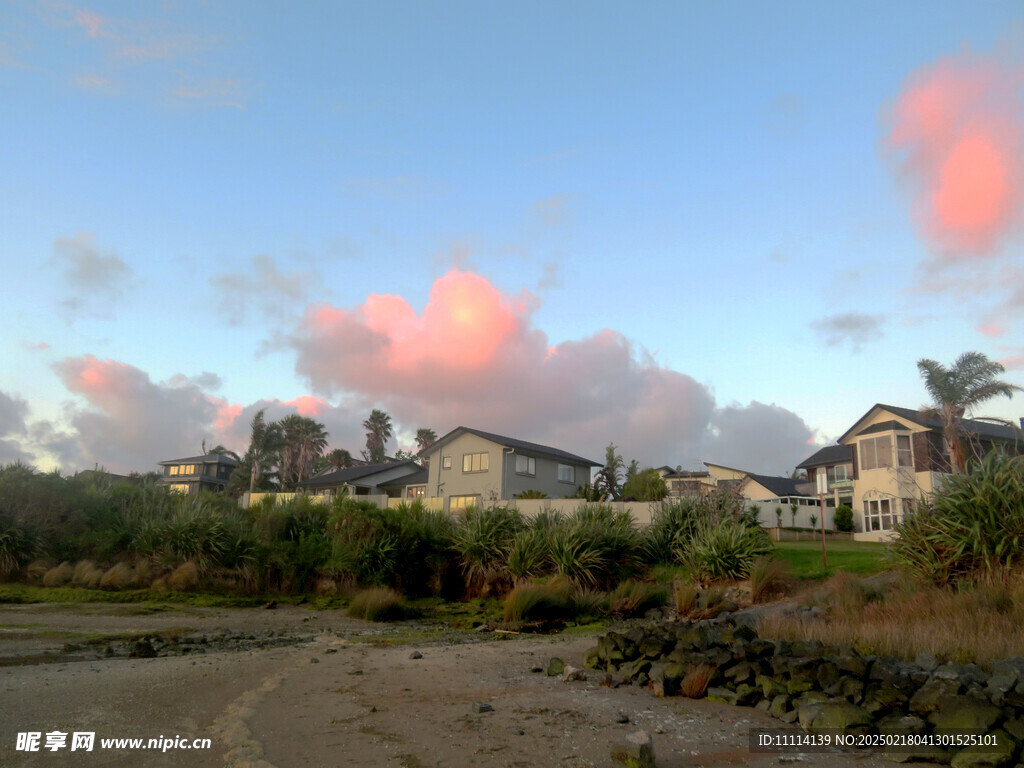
{"left": 362, "top": 409, "right": 393, "bottom": 464}
{"left": 324, "top": 448, "right": 354, "bottom": 472}
{"left": 245, "top": 409, "right": 285, "bottom": 493}
{"left": 917, "top": 352, "right": 1022, "bottom": 473}
{"left": 594, "top": 442, "right": 625, "bottom": 500}
{"left": 279, "top": 415, "right": 329, "bottom": 489}
{"left": 415, "top": 428, "right": 437, "bottom": 452}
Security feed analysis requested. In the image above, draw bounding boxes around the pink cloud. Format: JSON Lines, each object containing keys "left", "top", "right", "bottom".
{"left": 285, "top": 395, "right": 329, "bottom": 417}
{"left": 977, "top": 323, "right": 1005, "bottom": 338}
{"left": 288, "top": 270, "right": 815, "bottom": 470}
{"left": 884, "top": 49, "right": 1024, "bottom": 257}
{"left": 22, "top": 341, "right": 51, "bottom": 351}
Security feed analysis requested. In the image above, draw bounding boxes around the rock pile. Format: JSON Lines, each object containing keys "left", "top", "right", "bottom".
{"left": 584, "top": 618, "right": 1024, "bottom": 766}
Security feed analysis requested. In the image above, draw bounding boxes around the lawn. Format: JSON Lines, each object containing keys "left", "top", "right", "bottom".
{"left": 773, "top": 540, "right": 890, "bottom": 579}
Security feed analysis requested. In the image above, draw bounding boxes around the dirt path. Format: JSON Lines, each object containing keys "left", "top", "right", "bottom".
{"left": 0, "top": 603, "right": 914, "bottom": 767}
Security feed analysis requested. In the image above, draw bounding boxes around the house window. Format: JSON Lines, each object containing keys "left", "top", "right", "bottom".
{"left": 442, "top": 456, "right": 452, "bottom": 469}
{"left": 827, "top": 464, "right": 852, "bottom": 484}
{"left": 557, "top": 464, "right": 575, "bottom": 483}
{"left": 863, "top": 498, "right": 903, "bottom": 531}
{"left": 169, "top": 466, "right": 179, "bottom": 476}
{"left": 462, "top": 453, "right": 489, "bottom": 473}
{"left": 406, "top": 486, "right": 426, "bottom": 498}
{"left": 860, "top": 435, "right": 893, "bottom": 471}
{"left": 449, "top": 495, "right": 480, "bottom": 513}
{"left": 168, "top": 484, "right": 190, "bottom": 494}
{"left": 897, "top": 434, "right": 913, "bottom": 467}
{"left": 515, "top": 455, "right": 536, "bottom": 476}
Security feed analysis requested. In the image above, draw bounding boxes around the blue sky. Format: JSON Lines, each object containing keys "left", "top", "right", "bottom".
{"left": 2, "top": 1, "right": 1023, "bottom": 475}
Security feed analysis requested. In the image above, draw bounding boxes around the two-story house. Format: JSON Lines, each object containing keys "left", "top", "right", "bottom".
{"left": 419, "top": 427, "right": 600, "bottom": 512}
{"left": 795, "top": 444, "right": 855, "bottom": 511}
{"left": 297, "top": 460, "right": 427, "bottom": 499}
{"left": 158, "top": 453, "right": 238, "bottom": 494}
{"left": 800, "top": 404, "right": 1022, "bottom": 539}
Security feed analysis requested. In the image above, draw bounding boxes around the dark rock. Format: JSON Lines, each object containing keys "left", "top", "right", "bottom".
{"left": 128, "top": 639, "right": 157, "bottom": 659}
{"left": 834, "top": 654, "right": 870, "bottom": 678}
{"left": 949, "top": 728, "right": 1015, "bottom": 768}
{"left": 706, "top": 687, "right": 739, "bottom": 706}
{"left": 546, "top": 658, "right": 565, "bottom": 677}
{"left": 310, "top": 657, "right": 319, "bottom": 664}
{"left": 472, "top": 701, "right": 494, "bottom": 714}
{"left": 877, "top": 714, "right": 926, "bottom": 737}
{"left": 930, "top": 697, "right": 1003, "bottom": 735}
{"left": 409, "top": 651, "right": 422, "bottom": 660}
{"left": 910, "top": 678, "right": 964, "bottom": 715}
{"left": 583, "top": 646, "right": 600, "bottom": 669}
{"left": 798, "top": 700, "right": 872, "bottom": 735}
{"left": 768, "top": 695, "right": 792, "bottom": 718}
{"left": 914, "top": 652, "right": 939, "bottom": 672}
{"left": 616, "top": 711, "right": 630, "bottom": 724}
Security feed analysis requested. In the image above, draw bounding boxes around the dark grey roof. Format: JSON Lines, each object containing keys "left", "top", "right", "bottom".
{"left": 424, "top": 427, "right": 600, "bottom": 467}
{"left": 158, "top": 453, "right": 239, "bottom": 467}
{"left": 797, "top": 444, "right": 854, "bottom": 469}
{"left": 298, "top": 461, "right": 421, "bottom": 488}
{"left": 839, "top": 404, "right": 1023, "bottom": 444}
{"left": 663, "top": 469, "right": 710, "bottom": 479}
{"left": 380, "top": 467, "right": 429, "bottom": 488}
{"left": 744, "top": 473, "right": 805, "bottom": 498}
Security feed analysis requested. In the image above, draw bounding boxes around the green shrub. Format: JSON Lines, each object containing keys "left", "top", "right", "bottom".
{"left": 890, "top": 452, "right": 1024, "bottom": 583}
{"left": 451, "top": 506, "right": 524, "bottom": 593}
{"left": 0, "top": 517, "right": 38, "bottom": 577}
{"left": 678, "top": 514, "right": 772, "bottom": 580}
{"left": 643, "top": 498, "right": 703, "bottom": 565}
{"left": 506, "top": 527, "right": 551, "bottom": 582}
{"left": 514, "top": 490, "right": 548, "bottom": 499}
{"left": 834, "top": 504, "right": 854, "bottom": 532}
{"left": 347, "top": 587, "right": 408, "bottom": 621}
{"left": 621, "top": 468, "right": 669, "bottom": 501}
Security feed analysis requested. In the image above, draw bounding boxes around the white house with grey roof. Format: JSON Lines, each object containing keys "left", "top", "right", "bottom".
{"left": 418, "top": 427, "right": 600, "bottom": 513}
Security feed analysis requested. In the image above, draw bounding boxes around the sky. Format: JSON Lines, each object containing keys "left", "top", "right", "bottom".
{"left": 2, "top": 1, "right": 1024, "bottom": 477}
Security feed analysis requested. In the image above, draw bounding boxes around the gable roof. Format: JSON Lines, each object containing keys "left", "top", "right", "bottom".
{"left": 797, "top": 444, "right": 854, "bottom": 469}
{"left": 702, "top": 461, "right": 750, "bottom": 474}
{"left": 298, "top": 461, "right": 421, "bottom": 488}
{"left": 380, "top": 467, "right": 429, "bottom": 488}
{"left": 742, "top": 473, "right": 805, "bottom": 498}
{"left": 422, "top": 427, "right": 600, "bottom": 467}
{"left": 158, "top": 453, "right": 239, "bottom": 467}
{"left": 839, "top": 403, "right": 1022, "bottom": 444}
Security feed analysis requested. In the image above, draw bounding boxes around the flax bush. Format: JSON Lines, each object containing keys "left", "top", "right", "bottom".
{"left": 891, "top": 451, "right": 1024, "bottom": 584}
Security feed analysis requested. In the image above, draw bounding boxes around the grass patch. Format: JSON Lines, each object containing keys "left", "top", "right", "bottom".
{"left": 347, "top": 587, "right": 409, "bottom": 622}
{"left": 772, "top": 541, "right": 888, "bottom": 580}
{"left": 758, "top": 573, "right": 1024, "bottom": 669}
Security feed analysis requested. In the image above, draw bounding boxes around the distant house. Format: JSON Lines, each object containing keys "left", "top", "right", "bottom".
{"left": 738, "top": 473, "right": 805, "bottom": 502}
{"left": 796, "top": 444, "right": 855, "bottom": 510}
{"left": 419, "top": 427, "right": 600, "bottom": 513}
{"left": 657, "top": 461, "right": 750, "bottom": 498}
{"left": 796, "top": 403, "right": 1023, "bottom": 539}
{"left": 296, "top": 461, "right": 425, "bottom": 499}
{"left": 158, "top": 453, "right": 238, "bottom": 494}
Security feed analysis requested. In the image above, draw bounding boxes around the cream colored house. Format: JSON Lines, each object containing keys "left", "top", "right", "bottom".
{"left": 657, "top": 461, "right": 750, "bottom": 498}
{"left": 419, "top": 427, "right": 600, "bottom": 513}
{"left": 824, "top": 404, "right": 1022, "bottom": 541}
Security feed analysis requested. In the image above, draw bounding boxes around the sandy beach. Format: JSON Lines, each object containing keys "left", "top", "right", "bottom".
{"left": 1, "top": 602, "right": 904, "bottom": 767}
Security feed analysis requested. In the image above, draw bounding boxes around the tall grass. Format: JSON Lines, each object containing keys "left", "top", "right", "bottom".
{"left": 759, "top": 572, "right": 1024, "bottom": 668}
{"left": 450, "top": 505, "right": 523, "bottom": 593}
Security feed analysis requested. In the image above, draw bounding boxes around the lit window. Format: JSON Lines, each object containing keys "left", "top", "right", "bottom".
{"left": 462, "top": 453, "right": 489, "bottom": 473}
{"left": 407, "top": 486, "right": 426, "bottom": 498}
{"left": 515, "top": 455, "right": 536, "bottom": 476}
{"left": 442, "top": 456, "right": 452, "bottom": 469}
{"left": 557, "top": 464, "right": 575, "bottom": 483}
{"left": 449, "top": 495, "right": 479, "bottom": 512}
{"left": 169, "top": 466, "right": 179, "bottom": 476}
{"left": 897, "top": 435, "right": 913, "bottom": 467}
{"left": 860, "top": 435, "right": 893, "bottom": 471}
{"left": 169, "top": 484, "right": 189, "bottom": 494}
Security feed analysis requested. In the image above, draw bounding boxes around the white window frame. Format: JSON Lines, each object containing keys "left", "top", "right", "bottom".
{"left": 863, "top": 498, "right": 903, "bottom": 531}
{"left": 442, "top": 455, "right": 452, "bottom": 470}
{"left": 557, "top": 464, "right": 575, "bottom": 484}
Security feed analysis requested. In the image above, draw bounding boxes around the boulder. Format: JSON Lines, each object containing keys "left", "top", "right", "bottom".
{"left": 910, "top": 678, "right": 965, "bottom": 715}
{"left": 768, "top": 695, "right": 792, "bottom": 718}
{"left": 798, "top": 700, "right": 872, "bottom": 735}
{"left": 610, "top": 730, "right": 655, "bottom": 768}
{"left": 546, "top": 657, "right": 565, "bottom": 677}
{"left": 930, "top": 697, "right": 1004, "bottom": 735}
{"left": 949, "top": 729, "right": 1016, "bottom": 768}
